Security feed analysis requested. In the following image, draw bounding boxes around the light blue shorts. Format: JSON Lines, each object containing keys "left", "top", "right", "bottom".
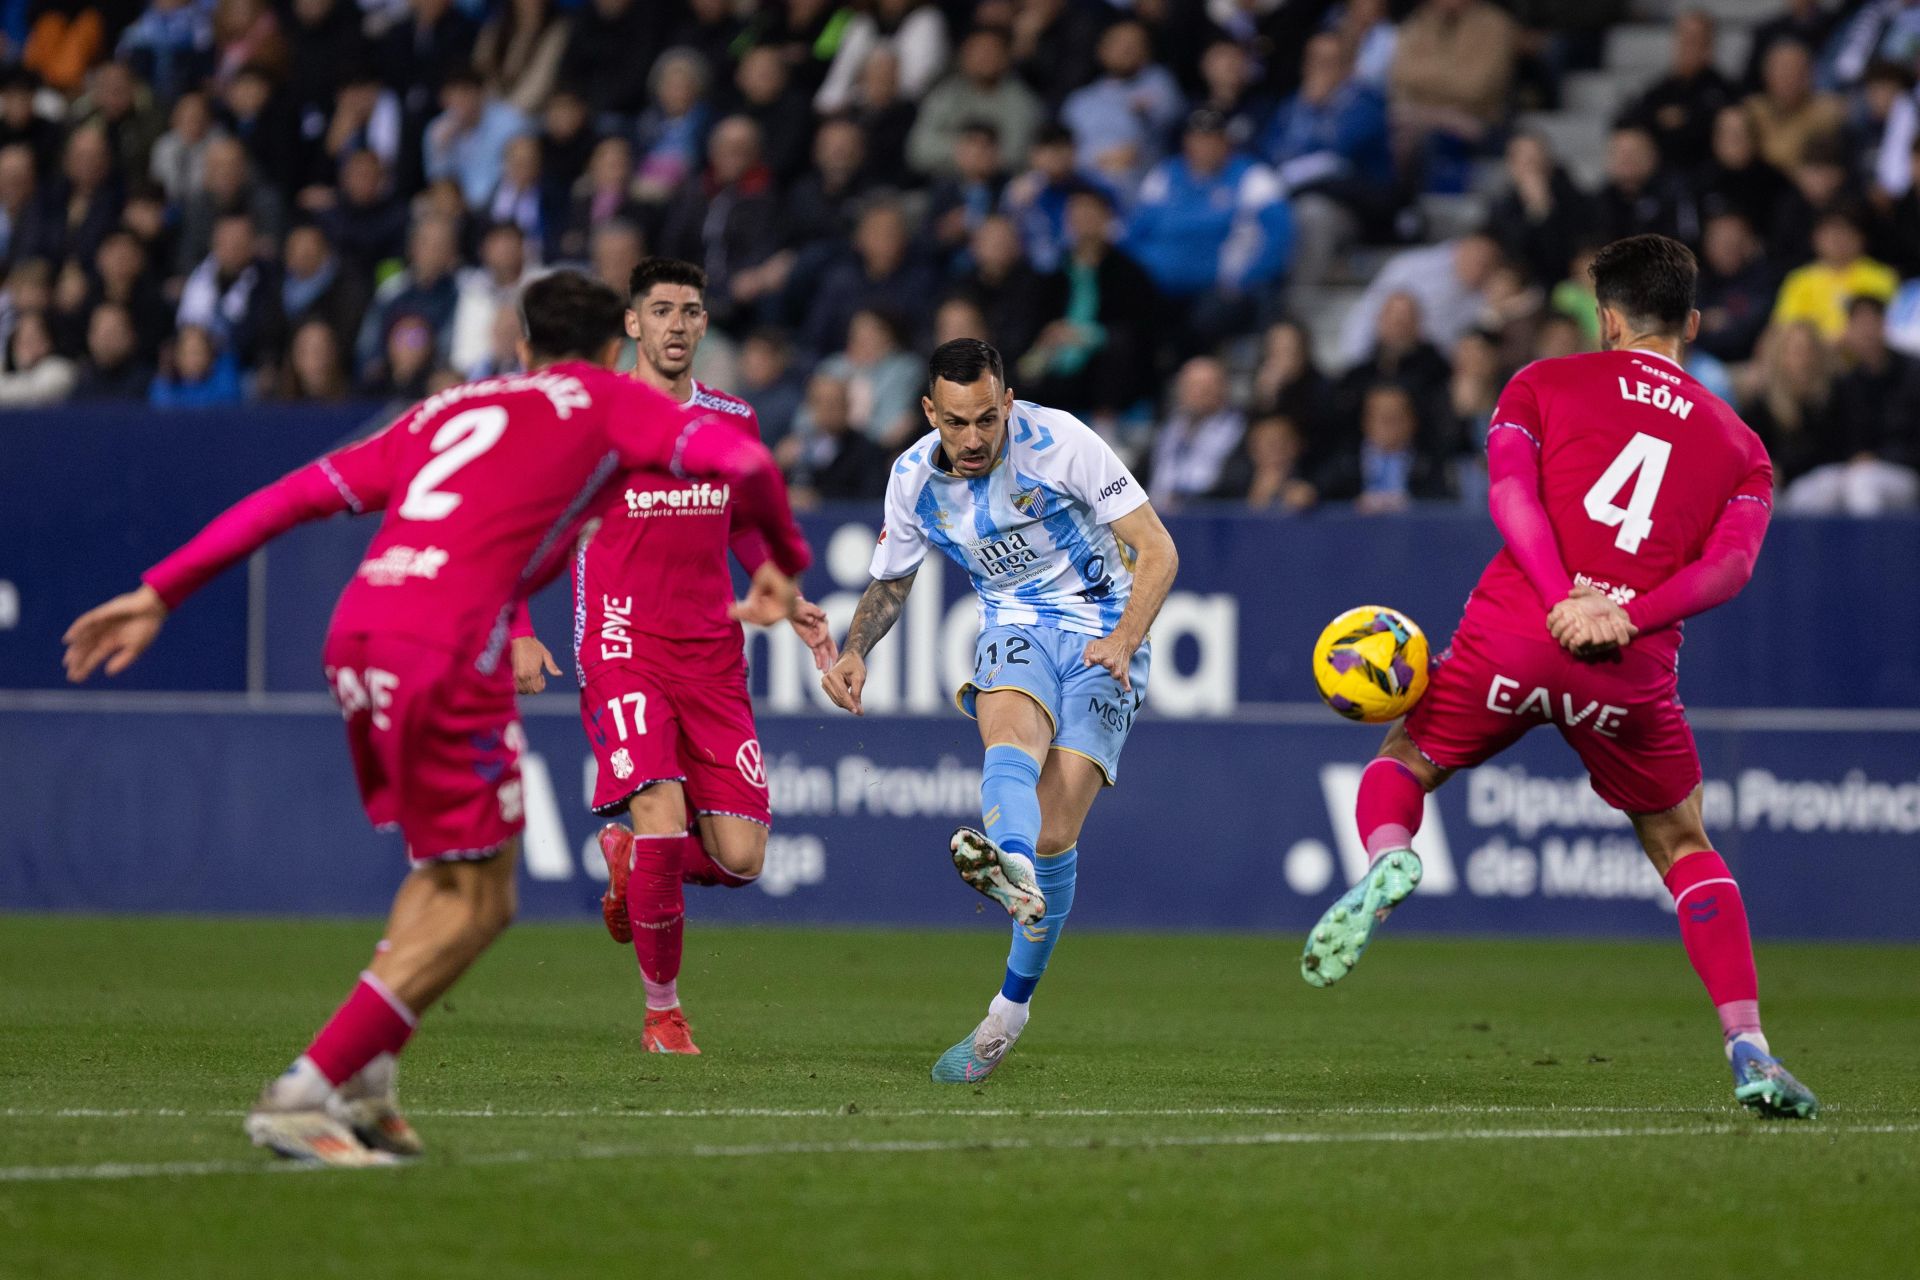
{"left": 956, "top": 623, "right": 1151, "bottom": 786}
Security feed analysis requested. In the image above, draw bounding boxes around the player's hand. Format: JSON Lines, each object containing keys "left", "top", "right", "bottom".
{"left": 63, "top": 584, "right": 168, "bottom": 682}
{"left": 1547, "top": 583, "right": 1636, "bottom": 658}
{"left": 511, "top": 635, "right": 561, "bottom": 694}
{"left": 789, "top": 595, "right": 839, "bottom": 672}
{"left": 821, "top": 650, "right": 867, "bottom": 715}
{"left": 1082, "top": 630, "right": 1140, "bottom": 692}
{"left": 731, "top": 562, "right": 800, "bottom": 627}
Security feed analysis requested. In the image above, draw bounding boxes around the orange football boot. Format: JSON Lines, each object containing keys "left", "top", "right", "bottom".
{"left": 597, "top": 823, "right": 634, "bottom": 943}
{"left": 642, "top": 1007, "right": 701, "bottom": 1055}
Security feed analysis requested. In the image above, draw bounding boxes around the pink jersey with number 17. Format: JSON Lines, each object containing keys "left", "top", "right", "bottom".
{"left": 140, "top": 362, "right": 810, "bottom": 671}
{"left": 1467, "top": 349, "right": 1773, "bottom": 665}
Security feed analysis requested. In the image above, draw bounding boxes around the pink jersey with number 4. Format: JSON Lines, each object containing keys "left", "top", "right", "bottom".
{"left": 1467, "top": 349, "right": 1773, "bottom": 663}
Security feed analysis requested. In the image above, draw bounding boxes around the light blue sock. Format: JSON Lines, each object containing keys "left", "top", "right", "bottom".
{"left": 980, "top": 744, "right": 1041, "bottom": 859}
{"left": 1002, "top": 845, "right": 1077, "bottom": 1003}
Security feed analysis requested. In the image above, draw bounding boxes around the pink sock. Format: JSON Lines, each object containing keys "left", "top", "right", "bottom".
{"left": 304, "top": 972, "right": 417, "bottom": 1086}
{"left": 1664, "top": 851, "right": 1762, "bottom": 1038}
{"left": 629, "top": 834, "right": 686, "bottom": 1009}
{"left": 1356, "top": 758, "right": 1425, "bottom": 862}
{"left": 680, "top": 833, "right": 757, "bottom": 888}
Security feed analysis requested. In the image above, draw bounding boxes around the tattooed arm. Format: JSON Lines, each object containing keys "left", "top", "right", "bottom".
{"left": 821, "top": 572, "right": 917, "bottom": 715}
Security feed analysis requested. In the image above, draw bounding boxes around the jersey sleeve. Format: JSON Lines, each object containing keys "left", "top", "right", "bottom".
{"left": 725, "top": 404, "right": 774, "bottom": 576}
{"left": 868, "top": 464, "right": 930, "bottom": 581}
{"left": 141, "top": 420, "right": 405, "bottom": 609}
{"left": 1485, "top": 402, "right": 1573, "bottom": 607}
{"left": 1047, "top": 411, "right": 1147, "bottom": 524}
{"left": 1488, "top": 364, "right": 1546, "bottom": 451}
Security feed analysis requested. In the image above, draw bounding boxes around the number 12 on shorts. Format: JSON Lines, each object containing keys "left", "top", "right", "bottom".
{"left": 1584, "top": 432, "right": 1671, "bottom": 554}
{"left": 604, "top": 691, "right": 648, "bottom": 740}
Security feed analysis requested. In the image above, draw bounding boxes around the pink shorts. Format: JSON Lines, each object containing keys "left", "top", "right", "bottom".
{"left": 323, "top": 630, "right": 525, "bottom": 864}
{"left": 1403, "top": 614, "right": 1701, "bottom": 815}
{"left": 578, "top": 652, "right": 770, "bottom": 825}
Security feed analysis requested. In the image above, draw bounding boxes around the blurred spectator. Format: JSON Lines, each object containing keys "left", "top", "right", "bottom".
{"left": 588, "top": 218, "right": 645, "bottom": 296}
{"left": 1443, "top": 329, "right": 1502, "bottom": 458}
{"left": 210, "top": 0, "right": 286, "bottom": 88}
{"left": 1000, "top": 123, "right": 1091, "bottom": 275}
{"left": 948, "top": 214, "right": 1043, "bottom": 361}
{"left": 148, "top": 88, "right": 222, "bottom": 203}
{"left": 20, "top": 5, "right": 109, "bottom": 97}
{"left": 732, "top": 46, "right": 813, "bottom": 186}
{"left": 1387, "top": 0, "right": 1518, "bottom": 192}
{"left": 278, "top": 221, "right": 366, "bottom": 356}
{"left": 117, "top": 0, "right": 216, "bottom": 106}
{"left": 1744, "top": 41, "right": 1844, "bottom": 172}
{"left": 41, "top": 125, "right": 123, "bottom": 269}
{"left": 373, "top": 0, "right": 478, "bottom": 121}
{"left": 1148, "top": 356, "right": 1245, "bottom": 503}
{"left": 655, "top": 115, "right": 779, "bottom": 330}
{"left": 813, "top": 307, "right": 921, "bottom": 447}
{"left": 424, "top": 70, "right": 530, "bottom": 210}
{"left": 89, "top": 228, "right": 170, "bottom": 360}
{"left": 177, "top": 209, "right": 281, "bottom": 369}
{"left": 1209, "top": 413, "right": 1315, "bottom": 511}
{"left": 218, "top": 62, "right": 299, "bottom": 194}
{"left": 1312, "top": 382, "right": 1453, "bottom": 512}
{"left": 1265, "top": 32, "right": 1392, "bottom": 287}
{"left": 283, "top": 0, "right": 369, "bottom": 126}
{"left": 804, "top": 199, "right": 936, "bottom": 357}
{"left": 1487, "top": 132, "right": 1591, "bottom": 289}
{"left": 1009, "top": 0, "right": 1103, "bottom": 111}
{"left": 0, "top": 68, "right": 61, "bottom": 177}
{"left": 673, "top": 0, "right": 745, "bottom": 79}
{"left": 71, "top": 60, "right": 166, "bottom": 182}
{"left": 737, "top": 327, "right": 805, "bottom": 443}
{"left": 73, "top": 300, "right": 154, "bottom": 399}
{"left": 1746, "top": 0, "right": 1837, "bottom": 93}
{"left": 1534, "top": 310, "right": 1586, "bottom": 360}
{"left": 1339, "top": 233, "right": 1498, "bottom": 368}
{"left": 1696, "top": 105, "right": 1799, "bottom": 255}
{"left": 1849, "top": 60, "right": 1910, "bottom": 184}
{"left": 1194, "top": 41, "right": 1272, "bottom": 155}
{"left": 1061, "top": 20, "right": 1184, "bottom": 187}
{"left": 1593, "top": 124, "right": 1698, "bottom": 245}
{"left": 175, "top": 134, "right": 282, "bottom": 274}
{"left": 1546, "top": 243, "right": 1601, "bottom": 347}
{"left": 1775, "top": 135, "right": 1859, "bottom": 265}
{"left": 1329, "top": 0, "right": 1398, "bottom": 91}
{"left": 1771, "top": 209, "right": 1898, "bottom": 340}
{"left": 1695, "top": 211, "right": 1782, "bottom": 365}
{"left": 1743, "top": 319, "right": 1834, "bottom": 488}
{"left": 536, "top": 89, "right": 595, "bottom": 208}
{"left": 926, "top": 122, "right": 1008, "bottom": 258}
{"left": 309, "top": 71, "right": 403, "bottom": 187}
{"left": 485, "top": 135, "right": 549, "bottom": 257}
{"left": 740, "top": 0, "right": 848, "bottom": 97}
{"left": 1875, "top": 132, "right": 1920, "bottom": 276}
{"left": 847, "top": 49, "right": 916, "bottom": 189}
{"left": 908, "top": 26, "right": 1042, "bottom": 179}
{"left": 1622, "top": 10, "right": 1734, "bottom": 170}
{"left": 1872, "top": 63, "right": 1919, "bottom": 206}
{"left": 0, "top": 310, "right": 76, "bottom": 405}
{"left": 815, "top": 0, "right": 949, "bottom": 114}
{"left": 1335, "top": 289, "right": 1451, "bottom": 433}
{"left": 473, "top": 0, "right": 569, "bottom": 117}
{"left": 450, "top": 221, "right": 526, "bottom": 378}
{"left": 783, "top": 372, "right": 889, "bottom": 502}
{"left": 356, "top": 213, "right": 461, "bottom": 378}
{"left": 150, "top": 322, "right": 242, "bottom": 406}
{"left": 1248, "top": 319, "right": 1335, "bottom": 460}
{"left": 559, "top": 0, "right": 665, "bottom": 125}
{"left": 783, "top": 116, "right": 874, "bottom": 250}
{"left": 633, "top": 48, "right": 712, "bottom": 202}
{"left": 273, "top": 316, "right": 349, "bottom": 400}
{"left": 1125, "top": 110, "right": 1292, "bottom": 354}
{"left": 0, "top": 143, "right": 48, "bottom": 268}
{"left": 1788, "top": 295, "right": 1920, "bottom": 513}
{"left": 559, "top": 136, "right": 643, "bottom": 264}
{"left": 362, "top": 310, "right": 438, "bottom": 400}
{"left": 934, "top": 294, "right": 991, "bottom": 346}
{"left": 1829, "top": 0, "right": 1920, "bottom": 90}
{"left": 316, "top": 149, "right": 408, "bottom": 273}
{"left": 1020, "top": 186, "right": 1159, "bottom": 418}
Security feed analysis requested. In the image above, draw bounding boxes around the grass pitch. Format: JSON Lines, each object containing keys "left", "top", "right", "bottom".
{"left": 1, "top": 916, "right": 1915, "bottom": 1279}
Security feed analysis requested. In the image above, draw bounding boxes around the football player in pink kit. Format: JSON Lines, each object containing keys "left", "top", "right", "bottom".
{"left": 1300, "top": 235, "right": 1818, "bottom": 1118}
{"left": 61, "top": 273, "right": 813, "bottom": 1165}
{"left": 510, "top": 258, "right": 835, "bottom": 1056}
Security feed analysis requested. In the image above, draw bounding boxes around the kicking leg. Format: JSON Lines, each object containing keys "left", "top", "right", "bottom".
{"left": 1634, "top": 792, "right": 1817, "bottom": 1119}
{"left": 250, "top": 844, "right": 520, "bottom": 1163}
{"left": 948, "top": 689, "right": 1050, "bottom": 925}
{"left": 1301, "top": 725, "right": 1451, "bottom": 988}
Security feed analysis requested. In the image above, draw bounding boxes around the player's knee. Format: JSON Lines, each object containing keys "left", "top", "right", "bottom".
{"left": 1036, "top": 822, "right": 1080, "bottom": 859}
{"left": 710, "top": 829, "right": 766, "bottom": 879}
{"left": 628, "top": 788, "right": 682, "bottom": 832}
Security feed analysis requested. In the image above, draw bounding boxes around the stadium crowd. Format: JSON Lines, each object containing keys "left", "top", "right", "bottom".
{"left": 1, "top": 0, "right": 1918, "bottom": 515}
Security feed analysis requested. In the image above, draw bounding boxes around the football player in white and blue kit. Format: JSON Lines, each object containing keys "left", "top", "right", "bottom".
{"left": 822, "top": 340, "right": 1179, "bottom": 1082}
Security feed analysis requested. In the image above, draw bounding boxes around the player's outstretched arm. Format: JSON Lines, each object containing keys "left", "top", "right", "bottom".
{"left": 1082, "top": 503, "right": 1178, "bottom": 692}
{"left": 63, "top": 584, "right": 168, "bottom": 682}
{"left": 822, "top": 572, "right": 916, "bottom": 716}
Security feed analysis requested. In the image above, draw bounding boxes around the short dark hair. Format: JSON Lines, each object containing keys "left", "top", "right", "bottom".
{"left": 927, "top": 338, "right": 1004, "bottom": 397}
{"left": 520, "top": 270, "right": 625, "bottom": 362}
{"left": 1589, "top": 234, "right": 1697, "bottom": 334}
{"left": 627, "top": 256, "right": 707, "bottom": 305}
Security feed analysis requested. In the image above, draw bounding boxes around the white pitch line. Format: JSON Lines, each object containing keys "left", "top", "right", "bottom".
{"left": 3, "top": 1103, "right": 1865, "bottom": 1122}
{"left": 2, "top": 1123, "right": 1915, "bottom": 1185}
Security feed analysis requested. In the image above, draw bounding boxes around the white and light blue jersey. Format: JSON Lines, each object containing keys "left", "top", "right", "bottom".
{"left": 870, "top": 401, "right": 1149, "bottom": 639}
